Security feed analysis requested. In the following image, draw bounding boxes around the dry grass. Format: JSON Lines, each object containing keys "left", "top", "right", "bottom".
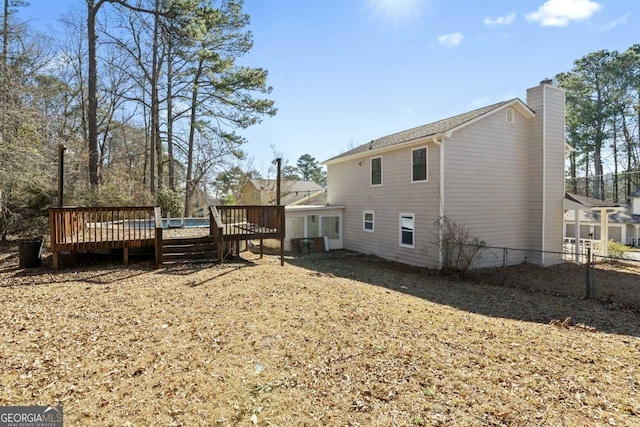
{"left": 1, "top": 242, "right": 639, "bottom": 426}
{"left": 471, "top": 260, "right": 640, "bottom": 311}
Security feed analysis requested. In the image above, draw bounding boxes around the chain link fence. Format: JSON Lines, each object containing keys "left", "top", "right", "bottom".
{"left": 466, "top": 244, "right": 640, "bottom": 310}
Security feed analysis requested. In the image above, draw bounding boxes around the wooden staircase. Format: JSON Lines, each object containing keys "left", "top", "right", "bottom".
{"left": 161, "top": 236, "right": 218, "bottom": 264}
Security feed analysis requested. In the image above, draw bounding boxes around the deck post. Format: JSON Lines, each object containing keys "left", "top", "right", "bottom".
{"left": 49, "top": 208, "right": 59, "bottom": 270}
{"left": 260, "top": 238, "right": 264, "bottom": 259}
{"left": 280, "top": 206, "right": 285, "bottom": 266}
{"left": 123, "top": 247, "right": 129, "bottom": 265}
{"left": 155, "top": 228, "right": 162, "bottom": 267}
{"left": 154, "top": 206, "right": 163, "bottom": 268}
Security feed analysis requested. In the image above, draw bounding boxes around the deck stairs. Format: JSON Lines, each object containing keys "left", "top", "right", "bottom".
{"left": 161, "top": 236, "right": 218, "bottom": 264}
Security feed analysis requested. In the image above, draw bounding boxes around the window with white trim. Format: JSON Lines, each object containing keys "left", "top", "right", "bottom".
{"left": 399, "top": 213, "right": 415, "bottom": 248}
{"left": 286, "top": 217, "right": 305, "bottom": 239}
{"left": 321, "top": 216, "right": 340, "bottom": 240}
{"left": 411, "top": 147, "right": 427, "bottom": 182}
{"left": 506, "top": 108, "right": 515, "bottom": 124}
{"left": 371, "top": 156, "right": 382, "bottom": 186}
{"left": 363, "top": 211, "right": 374, "bottom": 232}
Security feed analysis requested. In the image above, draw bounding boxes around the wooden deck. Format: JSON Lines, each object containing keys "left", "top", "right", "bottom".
{"left": 49, "top": 205, "right": 285, "bottom": 269}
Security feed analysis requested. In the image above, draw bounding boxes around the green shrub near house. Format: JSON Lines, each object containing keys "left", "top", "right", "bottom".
{"left": 608, "top": 240, "right": 627, "bottom": 259}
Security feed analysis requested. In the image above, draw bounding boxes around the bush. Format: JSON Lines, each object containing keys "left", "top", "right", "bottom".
{"left": 435, "top": 216, "right": 486, "bottom": 277}
{"left": 156, "top": 187, "right": 183, "bottom": 217}
{"left": 608, "top": 240, "right": 627, "bottom": 259}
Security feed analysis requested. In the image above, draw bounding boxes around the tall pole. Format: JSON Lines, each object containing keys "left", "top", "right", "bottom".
{"left": 275, "top": 157, "right": 281, "bottom": 205}
{"left": 58, "top": 144, "right": 67, "bottom": 207}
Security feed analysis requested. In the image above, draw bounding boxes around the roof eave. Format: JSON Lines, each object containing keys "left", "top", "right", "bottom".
{"left": 322, "top": 134, "right": 443, "bottom": 166}
{"left": 444, "top": 99, "right": 535, "bottom": 138}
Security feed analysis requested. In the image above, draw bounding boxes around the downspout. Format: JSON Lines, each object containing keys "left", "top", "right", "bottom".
{"left": 434, "top": 136, "right": 445, "bottom": 269}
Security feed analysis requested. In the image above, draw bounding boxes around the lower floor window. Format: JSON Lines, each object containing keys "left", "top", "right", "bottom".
{"left": 286, "top": 217, "right": 305, "bottom": 239}
{"left": 400, "top": 213, "right": 415, "bottom": 248}
{"left": 321, "top": 216, "right": 340, "bottom": 240}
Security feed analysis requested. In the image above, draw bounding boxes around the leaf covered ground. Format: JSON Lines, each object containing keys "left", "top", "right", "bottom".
{"left": 1, "top": 242, "right": 639, "bottom": 426}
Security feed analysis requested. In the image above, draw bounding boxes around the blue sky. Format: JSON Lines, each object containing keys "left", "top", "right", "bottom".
{"left": 18, "top": 0, "right": 640, "bottom": 173}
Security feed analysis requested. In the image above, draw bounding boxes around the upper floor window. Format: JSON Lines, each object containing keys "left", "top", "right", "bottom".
{"left": 371, "top": 156, "right": 382, "bottom": 186}
{"left": 412, "top": 147, "right": 427, "bottom": 182}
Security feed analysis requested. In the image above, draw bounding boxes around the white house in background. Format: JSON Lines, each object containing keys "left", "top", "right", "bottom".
{"left": 322, "top": 80, "right": 567, "bottom": 268}
{"left": 564, "top": 190, "right": 640, "bottom": 247}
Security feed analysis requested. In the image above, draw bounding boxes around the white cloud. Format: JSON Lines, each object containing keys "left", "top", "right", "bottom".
{"left": 483, "top": 13, "right": 516, "bottom": 27}
{"left": 599, "top": 13, "right": 629, "bottom": 31}
{"left": 526, "top": 0, "right": 601, "bottom": 27}
{"left": 437, "top": 32, "right": 463, "bottom": 48}
{"left": 368, "top": 0, "right": 427, "bottom": 25}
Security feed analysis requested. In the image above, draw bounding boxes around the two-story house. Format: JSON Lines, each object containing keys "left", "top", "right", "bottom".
{"left": 322, "top": 81, "right": 566, "bottom": 268}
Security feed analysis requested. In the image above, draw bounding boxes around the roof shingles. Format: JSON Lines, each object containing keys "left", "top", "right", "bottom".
{"left": 325, "top": 99, "right": 517, "bottom": 163}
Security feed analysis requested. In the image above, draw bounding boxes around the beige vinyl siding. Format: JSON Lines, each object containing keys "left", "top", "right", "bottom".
{"left": 327, "top": 142, "right": 441, "bottom": 267}
{"left": 542, "top": 86, "right": 566, "bottom": 254}
{"left": 527, "top": 87, "right": 544, "bottom": 256}
{"left": 443, "top": 107, "right": 530, "bottom": 267}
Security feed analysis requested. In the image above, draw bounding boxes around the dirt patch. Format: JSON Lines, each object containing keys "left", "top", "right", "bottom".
{"left": 1, "top": 243, "right": 639, "bottom": 426}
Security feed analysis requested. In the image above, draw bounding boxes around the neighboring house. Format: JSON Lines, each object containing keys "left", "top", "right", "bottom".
{"left": 564, "top": 190, "right": 640, "bottom": 247}
{"left": 238, "top": 179, "right": 324, "bottom": 205}
{"left": 322, "top": 80, "right": 566, "bottom": 268}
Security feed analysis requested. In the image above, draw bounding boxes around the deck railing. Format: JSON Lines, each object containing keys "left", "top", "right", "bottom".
{"left": 49, "top": 206, "right": 160, "bottom": 269}
{"left": 215, "top": 205, "right": 285, "bottom": 265}
{"left": 216, "top": 205, "right": 283, "bottom": 236}
{"left": 563, "top": 237, "right": 605, "bottom": 262}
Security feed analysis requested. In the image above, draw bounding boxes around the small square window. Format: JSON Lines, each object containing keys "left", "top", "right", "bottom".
{"left": 371, "top": 157, "right": 382, "bottom": 186}
{"left": 363, "top": 211, "right": 374, "bottom": 232}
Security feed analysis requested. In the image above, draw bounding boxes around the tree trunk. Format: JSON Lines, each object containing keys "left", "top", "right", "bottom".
{"left": 612, "top": 118, "right": 618, "bottom": 201}
{"left": 585, "top": 151, "right": 590, "bottom": 197}
{"left": 184, "top": 56, "right": 204, "bottom": 217}
{"left": 166, "top": 35, "right": 175, "bottom": 191}
{"left": 151, "top": 0, "right": 162, "bottom": 192}
{"left": 87, "top": 0, "right": 100, "bottom": 190}
{"left": 570, "top": 151, "right": 577, "bottom": 193}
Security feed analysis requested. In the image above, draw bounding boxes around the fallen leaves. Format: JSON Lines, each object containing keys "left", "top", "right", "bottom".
{"left": 0, "top": 243, "right": 639, "bottom": 426}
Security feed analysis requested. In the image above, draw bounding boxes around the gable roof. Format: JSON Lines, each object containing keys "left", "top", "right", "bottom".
{"left": 323, "top": 98, "right": 534, "bottom": 164}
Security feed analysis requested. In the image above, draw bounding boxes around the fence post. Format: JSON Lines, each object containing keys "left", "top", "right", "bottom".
{"left": 585, "top": 246, "right": 591, "bottom": 299}
{"left": 502, "top": 248, "right": 507, "bottom": 267}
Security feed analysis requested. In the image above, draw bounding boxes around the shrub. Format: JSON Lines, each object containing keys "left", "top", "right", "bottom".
{"left": 156, "top": 187, "right": 183, "bottom": 217}
{"left": 435, "top": 216, "right": 486, "bottom": 277}
{"left": 608, "top": 240, "right": 627, "bottom": 259}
